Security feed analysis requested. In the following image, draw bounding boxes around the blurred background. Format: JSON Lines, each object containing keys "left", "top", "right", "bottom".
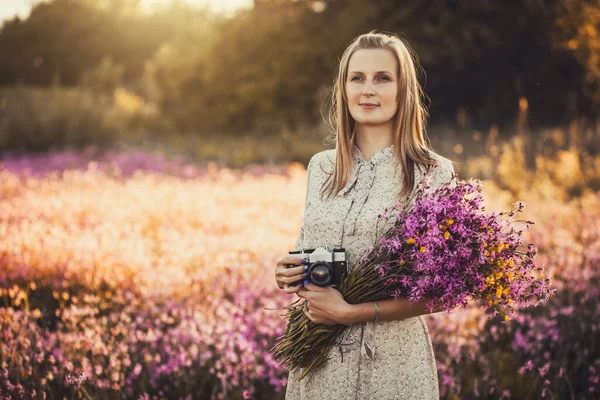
{"left": 0, "top": 0, "right": 598, "bottom": 169}
{"left": 0, "top": 1, "right": 599, "bottom": 399}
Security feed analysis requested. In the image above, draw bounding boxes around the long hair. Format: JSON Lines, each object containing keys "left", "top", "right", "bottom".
{"left": 321, "top": 30, "right": 449, "bottom": 201}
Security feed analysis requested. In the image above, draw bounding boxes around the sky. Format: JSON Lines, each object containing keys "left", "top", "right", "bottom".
{"left": 0, "top": 0, "right": 40, "bottom": 23}
{"left": 0, "top": 0, "right": 253, "bottom": 24}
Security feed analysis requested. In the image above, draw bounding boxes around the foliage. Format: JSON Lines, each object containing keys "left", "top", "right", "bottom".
{"left": 553, "top": 0, "right": 600, "bottom": 109}
{"left": 0, "top": 0, "right": 598, "bottom": 139}
{"left": 0, "top": 85, "right": 132, "bottom": 153}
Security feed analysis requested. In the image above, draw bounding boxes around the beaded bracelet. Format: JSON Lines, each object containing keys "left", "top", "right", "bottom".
{"left": 373, "top": 301, "right": 379, "bottom": 323}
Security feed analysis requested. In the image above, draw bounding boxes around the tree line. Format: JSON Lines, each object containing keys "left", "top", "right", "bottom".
{"left": 0, "top": 0, "right": 598, "bottom": 138}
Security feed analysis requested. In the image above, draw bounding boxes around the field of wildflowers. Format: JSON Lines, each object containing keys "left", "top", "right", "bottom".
{"left": 1, "top": 138, "right": 599, "bottom": 399}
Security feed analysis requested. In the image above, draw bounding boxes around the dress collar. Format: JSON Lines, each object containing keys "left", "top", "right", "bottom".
{"left": 351, "top": 143, "right": 394, "bottom": 167}
{"left": 337, "top": 143, "right": 395, "bottom": 197}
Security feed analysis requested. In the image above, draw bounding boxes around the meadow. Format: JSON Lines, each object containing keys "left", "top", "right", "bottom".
{"left": 0, "top": 133, "right": 599, "bottom": 399}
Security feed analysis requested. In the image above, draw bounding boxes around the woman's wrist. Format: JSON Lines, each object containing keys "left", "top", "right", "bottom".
{"left": 341, "top": 302, "right": 377, "bottom": 325}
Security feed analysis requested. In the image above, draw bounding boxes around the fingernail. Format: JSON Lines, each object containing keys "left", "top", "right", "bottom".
{"left": 303, "top": 280, "right": 310, "bottom": 286}
{"left": 300, "top": 259, "right": 308, "bottom": 265}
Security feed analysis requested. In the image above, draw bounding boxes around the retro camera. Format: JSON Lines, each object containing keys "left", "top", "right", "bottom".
{"left": 288, "top": 247, "right": 348, "bottom": 287}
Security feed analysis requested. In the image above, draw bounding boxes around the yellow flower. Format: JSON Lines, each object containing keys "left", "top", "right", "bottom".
{"left": 497, "top": 243, "right": 505, "bottom": 252}
{"left": 507, "top": 272, "right": 515, "bottom": 281}
{"left": 496, "top": 285, "right": 503, "bottom": 298}
{"left": 448, "top": 219, "right": 454, "bottom": 225}
{"left": 406, "top": 238, "right": 416, "bottom": 245}
{"left": 495, "top": 272, "right": 503, "bottom": 279}
{"left": 419, "top": 246, "right": 426, "bottom": 253}
{"left": 504, "top": 315, "right": 510, "bottom": 321}
{"left": 487, "top": 300, "right": 493, "bottom": 306}
{"left": 441, "top": 225, "right": 448, "bottom": 231}
{"left": 508, "top": 299, "right": 514, "bottom": 304}
{"left": 444, "top": 231, "right": 450, "bottom": 240}
{"left": 503, "top": 287, "right": 510, "bottom": 296}
{"left": 483, "top": 242, "right": 488, "bottom": 248}
{"left": 485, "top": 275, "right": 495, "bottom": 285}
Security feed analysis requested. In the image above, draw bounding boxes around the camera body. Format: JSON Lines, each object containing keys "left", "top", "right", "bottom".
{"left": 288, "top": 247, "right": 348, "bottom": 287}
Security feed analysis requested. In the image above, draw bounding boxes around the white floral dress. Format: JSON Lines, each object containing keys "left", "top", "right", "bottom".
{"left": 284, "top": 143, "right": 455, "bottom": 400}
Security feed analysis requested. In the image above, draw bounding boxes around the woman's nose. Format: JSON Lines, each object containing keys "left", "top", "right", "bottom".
{"left": 362, "top": 81, "right": 376, "bottom": 95}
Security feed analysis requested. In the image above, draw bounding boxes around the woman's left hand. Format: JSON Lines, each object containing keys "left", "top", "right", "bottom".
{"left": 295, "top": 283, "right": 352, "bottom": 325}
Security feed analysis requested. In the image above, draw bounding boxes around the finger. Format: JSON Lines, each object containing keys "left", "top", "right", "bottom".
{"left": 275, "top": 267, "right": 307, "bottom": 289}
{"left": 303, "top": 306, "right": 320, "bottom": 324}
{"left": 277, "top": 265, "right": 305, "bottom": 276}
{"left": 279, "top": 273, "right": 307, "bottom": 284}
{"left": 302, "top": 282, "right": 323, "bottom": 291}
{"left": 284, "top": 283, "right": 303, "bottom": 294}
{"left": 303, "top": 301, "right": 321, "bottom": 314}
{"left": 303, "top": 305, "right": 311, "bottom": 320}
{"left": 277, "top": 256, "right": 306, "bottom": 268}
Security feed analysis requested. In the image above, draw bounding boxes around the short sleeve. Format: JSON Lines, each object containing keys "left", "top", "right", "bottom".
{"left": 293, "top": 155, "right": 315, "bottom": 251}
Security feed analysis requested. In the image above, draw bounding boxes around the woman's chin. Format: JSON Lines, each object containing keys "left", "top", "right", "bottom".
{"left": 354, "top": 117, "right": 389, "bottom": 126}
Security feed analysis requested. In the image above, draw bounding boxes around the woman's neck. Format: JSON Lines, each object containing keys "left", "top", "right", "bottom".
{"left": 354, "top": 121, "right": 394, "bottom": 160}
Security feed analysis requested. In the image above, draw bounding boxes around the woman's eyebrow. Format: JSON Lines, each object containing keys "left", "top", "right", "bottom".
{"left": 349, "top": 70, "right": 394, "bottom": 75}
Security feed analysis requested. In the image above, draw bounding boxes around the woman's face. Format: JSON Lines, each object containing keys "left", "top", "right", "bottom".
{"left": 345, "top": 48, "right": 399, "bottom": 127}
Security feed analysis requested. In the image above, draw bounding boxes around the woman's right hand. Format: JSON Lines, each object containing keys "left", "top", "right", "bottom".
{"left": 275, "top": 256, "right": 308, "bottom": 294}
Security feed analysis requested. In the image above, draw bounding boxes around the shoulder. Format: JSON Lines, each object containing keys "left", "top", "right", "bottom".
{"left": 430, "top": 153, "right": 455, "bottom": 175}
{"left": 417, "top": 152, "right": 456, "bottom": 189}
{"left": 307, "top": 149, "right": 336, "bottom": 175}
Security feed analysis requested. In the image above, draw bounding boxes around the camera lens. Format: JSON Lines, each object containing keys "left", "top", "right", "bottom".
{"left": 309, "top": 262, "right": 332, "bottom": 286}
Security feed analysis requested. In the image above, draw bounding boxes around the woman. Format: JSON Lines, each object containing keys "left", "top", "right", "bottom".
{"left": 274, "top": 30, "right": 455, "bottom": 399}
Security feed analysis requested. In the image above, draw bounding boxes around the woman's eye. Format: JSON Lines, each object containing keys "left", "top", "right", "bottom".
{"left": 350, "top": 76, "right": 390, "bottom": 82}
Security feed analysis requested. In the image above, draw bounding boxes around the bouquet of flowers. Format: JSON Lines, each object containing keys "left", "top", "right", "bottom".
{"left": 271, "top": 172, "right": 554, "bottom": 380}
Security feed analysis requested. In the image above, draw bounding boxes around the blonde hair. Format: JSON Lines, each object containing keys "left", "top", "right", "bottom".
{"left": 321, "top": 30, "right": 448, "bottom": 201}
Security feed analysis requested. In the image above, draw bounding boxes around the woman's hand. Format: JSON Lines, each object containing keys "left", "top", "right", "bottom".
{"left": 295, "top": 283, "right": 352, "bottom": 325}
{"left": 274, "top": 255, "right": 308, "bottom": 294}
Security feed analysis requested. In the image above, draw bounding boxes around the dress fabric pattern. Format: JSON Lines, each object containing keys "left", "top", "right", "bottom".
{"left": 284, "top": 144, "right": 455, "bottom": 400}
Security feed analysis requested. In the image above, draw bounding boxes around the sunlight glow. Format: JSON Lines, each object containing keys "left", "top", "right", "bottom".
{"left": 139, "top": 0, "right": 253, "bottom": 16}
{"left": 0, "top": 0, "right": 254, "bottom": 25}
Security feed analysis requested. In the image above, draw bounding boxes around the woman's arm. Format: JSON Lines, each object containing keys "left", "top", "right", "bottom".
{"left": 341, "top": 296, "right": 445, "bottom": 325}
{"left": 340, "top": 158, "right": 456, "bottom": 325}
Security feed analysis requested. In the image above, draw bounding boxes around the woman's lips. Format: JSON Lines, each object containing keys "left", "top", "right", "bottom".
{"left": 360, "top": 104, "right": 379, "bottom": 110}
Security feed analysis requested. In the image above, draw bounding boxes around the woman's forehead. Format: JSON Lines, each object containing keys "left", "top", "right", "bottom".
{"left": 348, "top": 48, "right": 397, "bottom": 74}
